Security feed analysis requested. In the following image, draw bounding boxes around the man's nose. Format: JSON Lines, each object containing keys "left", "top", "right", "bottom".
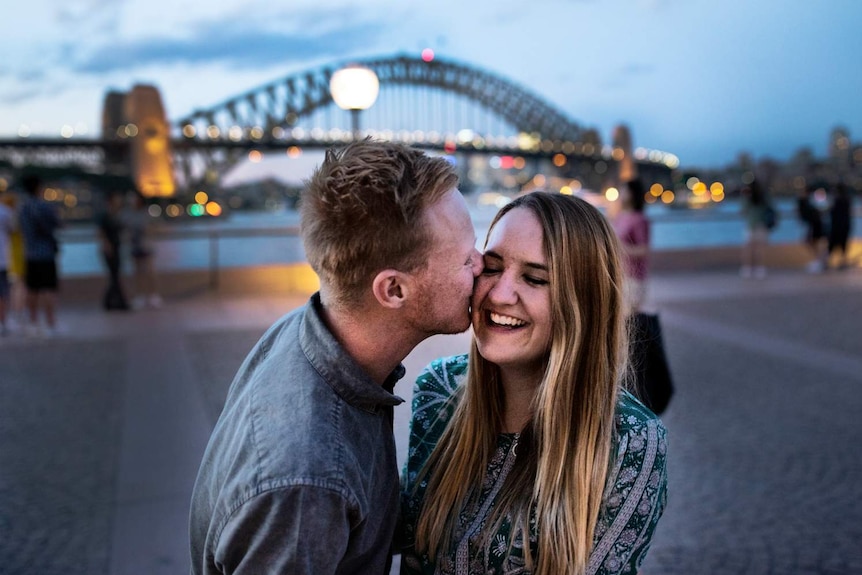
{"left": 470, "top": 249, "right": 483, "bottom": 277}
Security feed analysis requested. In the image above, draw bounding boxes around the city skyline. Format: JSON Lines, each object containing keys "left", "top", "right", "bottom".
{"left": 2, "top": 0, "right": 861, "bottom": 169}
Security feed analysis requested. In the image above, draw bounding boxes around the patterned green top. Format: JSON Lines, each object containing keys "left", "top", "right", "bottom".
{"left": 399, "top": 354, "right": 668, "bottom": 575}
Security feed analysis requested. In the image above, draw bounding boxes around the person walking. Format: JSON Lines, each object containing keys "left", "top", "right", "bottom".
{"left": 126, "top": 193, "right": 162, "bottom": 308}
{"left": 96, "top": 191, "right": 130, "bottom": 311}
{"left": 827, "top": 182, "right": 853, "bottom": 269}
{"left": 797, "top": 185, "right": 827, "bottom": 273}
{"left": 18, "top": 174, "right": 62, "bottom": 336}
{"left": 1, "top": 192, "right": 27, "bottom": 330}
{"left": 611, "top": 178, "right": 674, "bottom": 415}
{"left": 611, "top": 178, "right": 650, "bottom": 314}
{"left": 0, "top": 193, "right": 16, "bottom": 336}
{"left": 740, "top": 179, "right": 774, "bottom": 279}
{"left": 399, "top": 192, "right": 667, "bottom": 575}
{"left": 189, "top": 140, "right": 483, "bottom": 575}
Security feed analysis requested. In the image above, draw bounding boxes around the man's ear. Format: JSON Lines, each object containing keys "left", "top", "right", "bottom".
{"left": 371, "top": 269, "right": 412, "bottom": 309}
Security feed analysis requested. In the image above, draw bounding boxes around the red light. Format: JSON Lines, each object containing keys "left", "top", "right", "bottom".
{"left": 421, "top": 48, "right": 435, "bottom": 62}
{"left": 500, "top": 156, "right": 514, "bottom": 169}
{"left": 444, "top": 140, "right": 456, "bottom": 153}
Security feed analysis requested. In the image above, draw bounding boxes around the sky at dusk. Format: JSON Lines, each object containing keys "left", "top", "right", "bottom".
{"left": 2, "top": 0, "right": 861, "bottom": 171}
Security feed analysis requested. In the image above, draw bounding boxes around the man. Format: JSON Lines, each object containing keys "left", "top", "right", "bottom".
{"left": 189, "top": 140, "right": 481, "bottom": 575}
{"left": 18, "top": 174, "right": 61, "bottom": 336}
{"left": 96, "top": 191, "right": 130, "bottom": 311}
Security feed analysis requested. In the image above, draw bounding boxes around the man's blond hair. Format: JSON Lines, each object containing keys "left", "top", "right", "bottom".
{"left": 300, "top": 140, "right": 458, "bottom": 306}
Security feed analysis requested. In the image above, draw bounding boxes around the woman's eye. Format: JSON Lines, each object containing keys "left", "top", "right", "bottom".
{"left": 482, "top": 267, "right": 501, "bottom": 275}
{"left": 525, "top": 276, "right": 548, "bottom": 286}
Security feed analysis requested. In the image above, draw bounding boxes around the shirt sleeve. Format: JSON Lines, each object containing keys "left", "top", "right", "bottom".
{"left": 589, "top": 407, "right": 668, "bottom": 575}
{"left": 211, "top": 484, "right": 353, "bottom": 575}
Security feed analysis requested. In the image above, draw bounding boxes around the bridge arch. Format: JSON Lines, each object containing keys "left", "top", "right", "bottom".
{"left": 175, "top": 54, "right": 584, "bottom": 144}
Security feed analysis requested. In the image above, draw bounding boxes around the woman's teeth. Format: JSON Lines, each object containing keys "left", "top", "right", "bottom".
{"left": 489, "top": 312, "right": 526, "bottom": 327}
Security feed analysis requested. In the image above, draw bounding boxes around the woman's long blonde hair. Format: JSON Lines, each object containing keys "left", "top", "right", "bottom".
{"left": 415, "top": 192, "right": 628, "bottom": 575}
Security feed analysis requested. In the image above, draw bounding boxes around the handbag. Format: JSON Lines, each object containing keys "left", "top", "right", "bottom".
{"left": 629, "top": 312, "right": 674, "bottom": 415}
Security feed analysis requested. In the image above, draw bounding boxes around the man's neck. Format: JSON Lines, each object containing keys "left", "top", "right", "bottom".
{"left": 318, "top": 298, "right": 420, "bottom": 386}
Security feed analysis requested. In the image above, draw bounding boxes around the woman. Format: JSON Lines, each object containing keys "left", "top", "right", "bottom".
{"left": 399, "top": 192, "right": 668, "bottom": 575}
{"left": 613, "top": 179, "right": 674, "bottom": 416}
{"left": 612, "top": 178, "right": 650, "bottom": 314}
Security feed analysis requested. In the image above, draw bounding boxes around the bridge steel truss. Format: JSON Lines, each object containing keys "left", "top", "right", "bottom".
{"left": 0, "top": 55, "right": 675, "bottom": 193}
{"left": 172, "top": 54, "right": 588, "bottom": 187}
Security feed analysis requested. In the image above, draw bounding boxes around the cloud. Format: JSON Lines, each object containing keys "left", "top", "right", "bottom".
{"left": 599, "top": 62, "right": 654, "bottom": 91}
{"left": 0, "top": 69, "right": 50, "bottom": 105}
{"left": 0, "top": 85, "right": 55, "bottom": 106}
{"left": 71, "top": 14, "right": 387, "bottom": 75}
{"left": 619, "top": 63, "right": 654, "bottom": 77}
{"left": 635, "top": 0, "right": 670, "bottom": 9}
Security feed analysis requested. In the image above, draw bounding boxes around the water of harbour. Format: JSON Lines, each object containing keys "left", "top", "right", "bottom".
{"left": 57, "top": 198, "right": 858, "bottom": 277}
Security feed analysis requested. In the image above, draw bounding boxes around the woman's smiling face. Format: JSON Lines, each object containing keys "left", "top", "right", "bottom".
{"left": 471, "top": 207, "right": 553, "bottom": 379}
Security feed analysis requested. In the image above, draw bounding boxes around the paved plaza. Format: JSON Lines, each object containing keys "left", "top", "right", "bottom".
{"left": 1, "top": 250, "right": 861, "bottom": 575}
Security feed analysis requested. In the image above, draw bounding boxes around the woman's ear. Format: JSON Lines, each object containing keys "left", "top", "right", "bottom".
{"left": 371, "top": 269, "right": 412, "bottom": 309}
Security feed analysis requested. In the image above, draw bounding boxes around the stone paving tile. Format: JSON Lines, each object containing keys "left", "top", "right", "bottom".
{"left": 667, "top": 289, "right": 862, "bottom": 359}
{"left": 2, "top": 266, "right": 861, "bottom": 575}
{"left": 0, "top": 338, "right": 125, "bottom": 575}
{"left": 641, "top": 289, "right": 862, "bottom": 575}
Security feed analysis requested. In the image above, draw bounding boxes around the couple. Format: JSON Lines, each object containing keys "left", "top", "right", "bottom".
{"left": 189, "top": 141, "right": 667, "bottom": 575}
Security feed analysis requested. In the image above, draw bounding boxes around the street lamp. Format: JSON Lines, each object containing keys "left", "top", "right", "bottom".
{"left": 329, "top": 65, "right": 380, "bottom": 140}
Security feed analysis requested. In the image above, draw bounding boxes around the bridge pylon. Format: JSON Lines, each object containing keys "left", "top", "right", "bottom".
{"left": 102, "top": 84, "right": 176, "bottom": 197}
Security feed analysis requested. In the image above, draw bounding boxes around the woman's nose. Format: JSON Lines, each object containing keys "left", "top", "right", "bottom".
{"left": 487, "top": 272, "right": 518, "bottom": 304}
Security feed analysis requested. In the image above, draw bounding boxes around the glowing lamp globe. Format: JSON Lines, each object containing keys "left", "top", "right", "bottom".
{"left": 329, "top": 66, "right": 380, "bottom": 111}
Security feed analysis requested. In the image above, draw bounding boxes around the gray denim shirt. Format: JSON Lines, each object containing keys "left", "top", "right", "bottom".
{"left": 190, "top": 293, "right": 405, "bottom": 575}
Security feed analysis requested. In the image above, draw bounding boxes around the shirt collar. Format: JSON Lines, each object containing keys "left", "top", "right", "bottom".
{"left": 300, "top": 292, "right": 405, "bottom": 413}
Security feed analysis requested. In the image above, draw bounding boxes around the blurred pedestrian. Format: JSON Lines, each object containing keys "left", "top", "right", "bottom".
{"left": 126, "top": 193, "right": 161, "bottom": 308}
{"left": 797, "top": 185, "right": 827, "bottom": 273}
{"left": 612, "top": 178, "right": 650, "bottom": 314}
{"left": 740, "top": 179, "right": 774, "bottom": 279}
{"left": 0, "top": 193, "right": 15, "bottom": 336}
{"left": 827, "top": 182, "right": 853, "bottom": 270}
{"left": 1, "top": 193, "right": 27, "bottom": 328}
{"left": 18, "top": 174, "right": 62, "bottom": 336}
{"left": 611, "top": 178, "right": 674, "bottom": 415}
{"left": 97, "top": 191, "right": 129, "bottom": 311}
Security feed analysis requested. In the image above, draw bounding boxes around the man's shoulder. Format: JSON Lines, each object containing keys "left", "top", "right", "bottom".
{"left": 229, "top": 304, "right": 314, "bottom": 405}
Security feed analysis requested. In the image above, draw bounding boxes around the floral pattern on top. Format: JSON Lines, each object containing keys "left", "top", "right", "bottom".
{"left": 399, "top": 354, "right": 668, "bottom": 575}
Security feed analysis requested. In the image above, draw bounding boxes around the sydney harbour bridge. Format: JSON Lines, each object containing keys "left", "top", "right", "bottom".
{"left": 0, "top": 54, "right": 678, "bottom": 202}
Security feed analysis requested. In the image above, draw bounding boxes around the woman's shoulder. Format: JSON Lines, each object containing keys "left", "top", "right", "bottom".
{"left": 614, "top": 390, "right": 668, "bottom": 450}
{"left": 415, "top": 353, "right": 469, "bottom": 393}
{"left": 406, "top": 355, "right": 468, "bottom": 464}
